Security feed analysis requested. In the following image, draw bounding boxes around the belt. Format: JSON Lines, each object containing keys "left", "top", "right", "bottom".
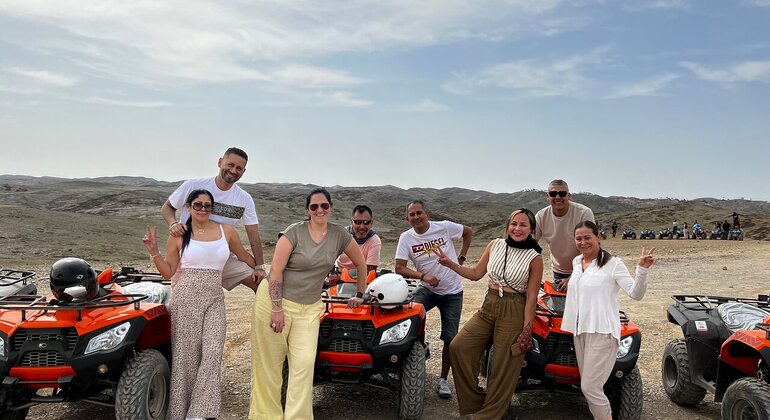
{"left": 489, "top": 285, "right": 524, "bottom": 298}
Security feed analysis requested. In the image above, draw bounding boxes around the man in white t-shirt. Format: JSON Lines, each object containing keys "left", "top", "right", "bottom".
{"left": 161, "top": 147, "right": 265, "bottom": 291}
{"left": 535, "top": 179, "right": 594, "bottom": 292}
{"left": 395, "top": 200, "right": 473, "bottom": 399}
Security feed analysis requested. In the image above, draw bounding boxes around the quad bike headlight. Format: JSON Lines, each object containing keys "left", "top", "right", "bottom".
{"left": 617, "top": 335, "right": 633, "bottom": 358}
{"left": 85, "top": 322, "right": 131, "bottom": 355}
{"left": 380, "top": 319, "right": 412, "bottom": 345}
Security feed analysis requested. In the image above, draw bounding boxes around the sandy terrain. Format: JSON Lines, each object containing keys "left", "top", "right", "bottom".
{"left": 5, "top": 237, "right": 765, "bottom": 419}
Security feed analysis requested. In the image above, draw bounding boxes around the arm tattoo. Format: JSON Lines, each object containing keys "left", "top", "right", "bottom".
{"left": 269, "top": 279, "right": 283, "bottom": 309}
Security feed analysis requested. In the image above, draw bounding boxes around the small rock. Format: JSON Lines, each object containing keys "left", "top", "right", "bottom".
{"left": 723, "top": 266, "right": 728, "bottom": 270}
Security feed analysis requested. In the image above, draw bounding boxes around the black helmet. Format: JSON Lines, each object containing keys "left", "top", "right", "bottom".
{"left": 50, "top": 257, "right": 98, "bottom": 302}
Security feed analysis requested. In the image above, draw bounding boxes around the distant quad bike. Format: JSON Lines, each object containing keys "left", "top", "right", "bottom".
{"left": 729, "top": 228, "right": 745, "bottom": 241}
{"left": 662, "top": 294, "right": 770, "bottom": 419}
{"left": 312, "top": 269, "right": 428, "bottom": 420}
{"left": 640, "top": 229, "right": 656, "bottom": 240}
{"left": 0, "top": 269, "right": 38, "bottom": 298}
{"left": 711, "top": 227, "right": 724, "bottom": 240}
{"left": 659, "top": 228, "right": 673, "bottom": 240}
{"left": 0, "top": 261, "right": 171, "bottom": 420}
{"left": 483, "top": 282, "right": 643, "bottom": 419}
{"left": 692, "top": 227, "right": 707, "bottom": 240}
{"left": 600, "top": 228, "right": 607, "bottom": 240}
{"left": 622, "top": 229, "right": 637, "bottom": 240}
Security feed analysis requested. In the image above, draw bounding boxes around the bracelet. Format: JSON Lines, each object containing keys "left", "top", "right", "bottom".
{"left": 271, "top": 308, "right": 283, "bottom": 312}
{"left": 169, "top": 221, "right": 179, "bottom": 229}
{"left": 271, "top": 298, "right": 282, "bottom": 302}
{"left": 149, "top": 254, "right": 161, "bottom": 262}
{"left": 255, "top": 264, "right": 266, "bottom": 271}
{"left": 419, "top": 273, "right": 425, "bottom": 280}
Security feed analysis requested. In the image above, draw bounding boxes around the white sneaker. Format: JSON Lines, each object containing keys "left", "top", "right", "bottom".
{"left": 437, "top": 378, "right": 452, "bottom": 399}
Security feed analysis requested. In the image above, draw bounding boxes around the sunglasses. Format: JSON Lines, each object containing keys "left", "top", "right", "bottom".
{"left": 548, "top": 191, "right": 569, "bottom": 198}
{"left": 352, "top": 219, "right": 372, "bottom": 226}
{"left": 309, "top": 203, "right": 331, "bottom": 211}
{"left": 191, "top": 202, "right": 213, "bottom": 212}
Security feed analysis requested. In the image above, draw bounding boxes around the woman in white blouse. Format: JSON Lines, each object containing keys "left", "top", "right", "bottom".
{"left": 562, "top": 220, "right": 655, "bottom": 420}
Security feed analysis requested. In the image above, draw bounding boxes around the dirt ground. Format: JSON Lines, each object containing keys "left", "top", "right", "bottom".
{"left": 13, "top": 237, "right": 770, "bottom": 419}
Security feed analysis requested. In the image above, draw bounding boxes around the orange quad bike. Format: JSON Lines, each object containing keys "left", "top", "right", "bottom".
{"left": 482, "top": 281, "right": 643, "bottom": 420}
{"left": 0, "top": 266, "right": 171, "bottom": 420}
{"left": 300, "top": 268, "right": 428, "bottom": 420}
{"left": 662, "top": 294, "right": 770, "bottom": 419}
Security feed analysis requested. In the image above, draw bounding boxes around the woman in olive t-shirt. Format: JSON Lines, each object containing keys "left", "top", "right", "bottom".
{"left": 249, "top": 187, "right": 367, "bottom": 420}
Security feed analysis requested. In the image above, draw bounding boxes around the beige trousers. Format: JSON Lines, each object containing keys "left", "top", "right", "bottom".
{"left": 249, "top": 283, "right": 323, "bottom": 420}
{"left": 573, "top": 333, "right": 619, "bottom": 420}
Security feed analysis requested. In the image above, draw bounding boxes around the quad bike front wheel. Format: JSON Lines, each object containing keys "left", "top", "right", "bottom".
{"left": 0, "top": 390, "right": 28, "bottom": 420}
{"left": 607, "top": 365, "right": 643, "bottom": 420}
{"left": 399, "top": 341, "right": 426, "bottom": 420}
{"left": 115, "top": 349, "right": 170, "bottom": 420}
{"left": 661, "top": 339, "right": 707, "bottom": 406}
{"left": 721, "top": 377, "right": 770, "bottom": 420}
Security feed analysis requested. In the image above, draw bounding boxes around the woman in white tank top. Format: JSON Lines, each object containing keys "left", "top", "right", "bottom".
{"left": 143, "top": 189, "right": 255, "bottom": 420}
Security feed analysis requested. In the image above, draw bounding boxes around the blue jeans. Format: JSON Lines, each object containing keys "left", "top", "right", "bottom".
{"left": 553, "top": 271, "right": 571, "bottom": 291}
{"left": 412, "top": 286, "right": 463, "bottom": 343}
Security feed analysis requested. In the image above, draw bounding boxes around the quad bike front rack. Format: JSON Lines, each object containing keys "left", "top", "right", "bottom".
{"left": 0, "top": 269, "right": 35, "bottom": 288}
{"left": 671, "top": 294, "right": 770, "bottom": 312}
{"left": 0, "top": 293, "right": 149, "bottom": 322}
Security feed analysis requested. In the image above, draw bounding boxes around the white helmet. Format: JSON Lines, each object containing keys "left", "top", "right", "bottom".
{"left": 365, "top": 273, "right": 409, "bottom": 309}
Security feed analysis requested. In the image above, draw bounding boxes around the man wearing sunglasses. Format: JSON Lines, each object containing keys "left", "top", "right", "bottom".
{"left": 535, "top": 179, "right": 595, "bottom": 292}
{"left": 332, "top": 205, "right": 382, "bottom": 278}
{"left": 161, "top": 147, "right": 265, "bottom": 292}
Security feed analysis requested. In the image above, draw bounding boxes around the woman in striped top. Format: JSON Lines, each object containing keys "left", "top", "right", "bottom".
{"left": 435, "top": 208, "right": 543, "bottom": 419}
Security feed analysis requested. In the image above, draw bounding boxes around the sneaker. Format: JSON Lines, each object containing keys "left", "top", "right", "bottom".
{"left": 437, "top": 378, "right": 452, "bottom": 399}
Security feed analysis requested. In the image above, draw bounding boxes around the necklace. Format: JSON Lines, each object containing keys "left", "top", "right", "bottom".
{"left": 193, "top": 223, "right": 208, "bottom": 235}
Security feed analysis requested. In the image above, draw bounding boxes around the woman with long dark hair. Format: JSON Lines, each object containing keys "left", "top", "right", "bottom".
{"left": 436, "top": 208, "right": 543, "bottom": 419}
{"left": 562, "top": 220, "right": 655, "bottom": 420}
{"left": 143, "top": 189, "right": 255, "bottom": 420}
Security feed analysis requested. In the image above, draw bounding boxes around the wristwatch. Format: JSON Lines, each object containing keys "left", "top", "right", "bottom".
{"left": 355, "top": 291, "right": 364, "bottom": 298}
{"left": 458, "top": 255, "right": 467, "bottom": 263}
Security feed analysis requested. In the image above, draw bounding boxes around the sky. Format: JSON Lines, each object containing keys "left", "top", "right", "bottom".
{"left": 1, "top": 0, "right": 769, "bottom": 201}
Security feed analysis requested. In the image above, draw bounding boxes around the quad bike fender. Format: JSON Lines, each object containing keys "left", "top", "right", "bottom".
{"left": 714, "top": 331, "right": 770, "bottom": 401}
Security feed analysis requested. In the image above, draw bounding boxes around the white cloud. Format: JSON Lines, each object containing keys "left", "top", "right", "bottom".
{"left": 270, "top": 65, "right": 366, "bottom": 89}
{"left": 401, "top": 99, "right": 450, "bottom": 112}
{"left": 5, "top": 68, "right": 78, "bottom": 87}
{"left": 312, "top": 91, "right": 373, "bottom": 108}
{"left": 0, "top": 0, "right": 569, "bottom": 88}
{"left": 744, "top": 0, "right": 770, "bottom": 6}
{"left": 681, "top": 60, "right": 770, "bottom": 83}
{"left": 81, "top": 97, "right": 172, "bottom": 108}
{"left": 622, "top": 0, "right": 691, "bottom": 11}
{"left": 604, "top": 73, "right": 679, "bottom": 98}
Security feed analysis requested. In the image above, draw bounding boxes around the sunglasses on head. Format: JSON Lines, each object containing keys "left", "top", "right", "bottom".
{"left": 352, "top": 219, "right": 372, "bottom": 226}
{"left": 548, "top": 191, "right": 569, "bottom": 198}
{"left": 309, "top": 203, "right": 331, "bottom": 211}
{"left": 191, "top": 202, "right": 213, "bottom": 212}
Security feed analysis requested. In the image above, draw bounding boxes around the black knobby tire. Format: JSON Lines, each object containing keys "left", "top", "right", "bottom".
{"left": 399, "top": 341, "right": 426, "bottom": 420}
{"left": 610, "top": 365, "right": 643, "bottom": 420}
{"left": 0, "top": 408, "right": 28, "bottom": 420}
{"left": 661, "top": 339, "right": 706, "bottom": 406}
{"left": 115, "top": 349, "right": 170, "bottom": 420}
{"left": 722, "top": 377, "right": 770, "bottom": 420}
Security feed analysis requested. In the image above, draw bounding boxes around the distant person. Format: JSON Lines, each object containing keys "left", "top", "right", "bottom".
{"left": 611, "top": 221, "right": 618, "bottom": 238}
{"left": 732, "top": 212, "right": 741, "bottom": 229}
{"left": 693, "top": 221, "right": 702, "bottom": 239}
{"left": 722, "top": 220, "right": 731, "bottom": 237}
{"left": 161, "top": 147, "right": 265, "bottom": 291}
{"left": 535, "top": 179, "right": 595, "bottom": 291}
{"left": 437, "top": 209, "right": 542, "bottom": 419}
{"left": 143, "top": 189, "right": 256, "bottom": 420}
{"left": 327, "top": 205, "right": 382, "bottom": 285}
{"left": 672, "top": 220, "right": 678, "bottom": 236}
{"left": 562, "top": 221, "right": 655, "bottom": 420}
{"left": 395, "top": 200, "right": 473, "bottom": 399}
{"left": 684, "top": 222, "right": 689, "bottom": 239}
{"left": 249, "top": 188, "right": 367, "bottom": 420}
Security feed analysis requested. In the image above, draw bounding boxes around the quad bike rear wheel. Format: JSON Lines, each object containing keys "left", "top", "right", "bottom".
{"left": 721, "top": 377, "right": 770, "bottom": 420}
{"left": 115, "top": 349, "right": 170, "bottom": 420}
{"left": 607, "top": 365, "right": 643, "bottom": 420}
{"left": 661, "top": 339, "right": 706, "bottom": 406}
{"left": 399, "top": 341, "right": 426, "bottom": 420}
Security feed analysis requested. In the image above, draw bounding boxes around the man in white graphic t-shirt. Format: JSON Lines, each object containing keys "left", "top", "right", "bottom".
{"left": 161, "top": 147, "right": 265, "bottom": 291}
{"left": 395, "top": 200, "right": 473, "bottom": 399}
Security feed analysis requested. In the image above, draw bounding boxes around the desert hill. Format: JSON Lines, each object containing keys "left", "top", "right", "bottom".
{"left": 1, "top": 175, "right": 769, "bottom": 260}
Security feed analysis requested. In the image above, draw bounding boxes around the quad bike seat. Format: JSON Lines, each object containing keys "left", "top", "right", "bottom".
{"left": 717, "top": 302, "right": 770, "bottom": 332}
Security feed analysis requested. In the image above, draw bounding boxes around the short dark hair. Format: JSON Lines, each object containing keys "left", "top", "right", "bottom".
{"left": 352, "top": 205, "right": 373, "bottom": 217}
{"left": 224, "top": 147, "right": 248, "bottom": 161}
{"left": 306, "top": 187, "right": 333, "bottom": 209}
{"left": 407, "top": 200, "right": 428, "bottom": 213}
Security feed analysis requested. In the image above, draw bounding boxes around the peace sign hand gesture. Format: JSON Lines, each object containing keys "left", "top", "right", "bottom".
{"left": 434, "top": 247, "right": 455, "bottom": 269}
{"left": 142, "top": 226, "right": 160, "bottom": 255}
{"left": 638, "top": 247, "right": 655, "bottom": 268}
